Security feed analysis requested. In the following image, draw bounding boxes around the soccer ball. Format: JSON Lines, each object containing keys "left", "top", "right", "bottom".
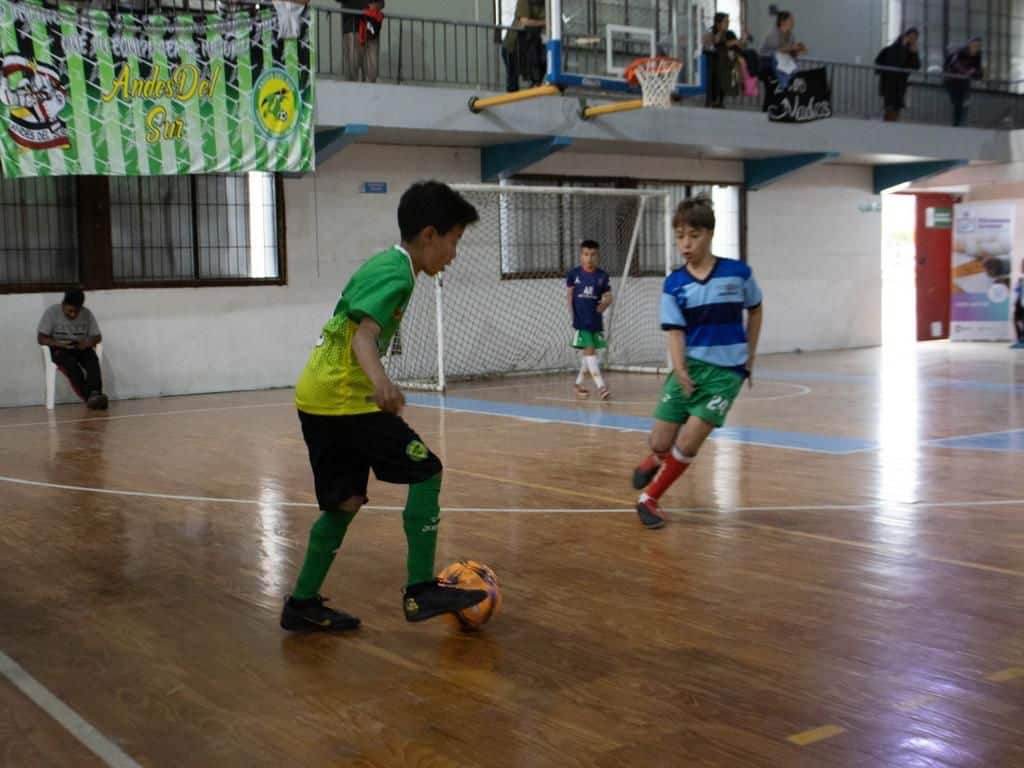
{"left": 437, "top": 560, "right": 502, "bottom": 630}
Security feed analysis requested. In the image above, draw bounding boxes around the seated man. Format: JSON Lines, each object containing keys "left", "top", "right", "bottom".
{"left": 37, "top": 288, "right": 108, "bottom": 410}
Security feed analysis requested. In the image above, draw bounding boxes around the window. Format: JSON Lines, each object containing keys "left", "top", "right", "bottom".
{"left": 110, "top": 173, "right": 280, "bottom": 284}
{"left": 498, "top": 179, "right": 570, "bottom": 277}
{"left": 111, "top": 176, "right": 195, "bottom": 282}
{"left": 499, "top": 176, "right": 745, "bottom": 279}
{"left": 646, "top": 182, "right": 742, "bottom": 262}
{"left": 0, "top": 172, "right": 284, "bottom": 293}
{"left": 0, "top": 177, "right": 79, "bottom": 288}
{"left": 499, "top": 177, "right": 663, "bottom": 278}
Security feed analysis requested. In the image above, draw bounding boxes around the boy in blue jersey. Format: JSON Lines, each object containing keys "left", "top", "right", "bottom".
{"left": 566, "top": 240, "right": 614, "bottom": 399}
{"left": 631, "top": 197, "right": 763, "bottom": 529}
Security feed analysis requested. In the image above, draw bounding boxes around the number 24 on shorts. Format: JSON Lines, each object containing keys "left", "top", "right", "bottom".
{"left": 707, "top": 396, "right": 730, "bottom": 414}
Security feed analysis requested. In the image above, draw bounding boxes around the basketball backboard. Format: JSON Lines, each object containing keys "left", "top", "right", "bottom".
{"left": 548, "top": 0, "right": 712, "bottom": 96}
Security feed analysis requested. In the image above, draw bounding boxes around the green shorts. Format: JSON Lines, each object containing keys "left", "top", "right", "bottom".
{"left": 652, "top": 358, "right": 744, "bottom": 428}
{"left": 572, "top": 330, "right": 606, "bottom": 350}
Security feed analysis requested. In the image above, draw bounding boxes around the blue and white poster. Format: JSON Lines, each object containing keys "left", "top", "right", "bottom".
{"left": 950, "top": 203, "right": 1014, "bottom": 341}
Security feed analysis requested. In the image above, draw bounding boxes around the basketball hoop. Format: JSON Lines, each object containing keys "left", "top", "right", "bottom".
{"left": 624, "top": 57, "right": 682, "bottom": 108}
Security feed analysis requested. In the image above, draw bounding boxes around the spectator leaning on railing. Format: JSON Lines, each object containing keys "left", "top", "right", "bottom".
{"left": 702, "top": 14, "right": 753, "bottom": 109}
{"left": 759, "top": 10, "right": 807, "bottom": 111}
{"left": 702, "top": 13, "right": 730, "bottom": 108}
{"left": 875, "top": 28, "right": 920, "bottom": 122}
{"left": 339, "top": 0, "right": 384, "bottom": 83}
{"left": 944, "top": 38, "right": 983, "bottom": 127}
{"left": 502, "top": 0, "right": 546, "bottom": 92}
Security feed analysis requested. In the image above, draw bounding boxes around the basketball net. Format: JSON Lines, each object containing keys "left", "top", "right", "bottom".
{"left": 625, "top": 57, "right": 683, "bottom": 108}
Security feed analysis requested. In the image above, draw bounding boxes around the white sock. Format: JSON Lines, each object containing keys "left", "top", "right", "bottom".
{"left": 672, "top": 446, "right": 694, "bottom": 463}
{"left": 585, "top": 355, "right": 606, "bottom": 389}
{"left": 576, "top": 359, "right": 588, "bottom": 385}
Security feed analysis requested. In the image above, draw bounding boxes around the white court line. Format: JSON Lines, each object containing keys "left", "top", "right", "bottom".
{"left": 0, "top": 650, "right": 142, "bottom": 768}
{"left": 4, "top": 398, "right": 854, "bottom": 464}
{"left": 535, "top": 397, "right": 651, "bottom": 406}
{"left": 0, "top": 380, "right": 812, "bottom": 431}
{"left": 925, "top": 426, "right": 1024, "bottom": 443}
{"left": 739, "top": 383, "right": 813, "bottom": 402}
{"left": 1, "top": 475, "right": 1021, "bottom": 514}
{"left": 0, "top": 400, "right": 295, "bottom": 430}
{"left": 447, "top": 382, "right": 546, "bottom": 394}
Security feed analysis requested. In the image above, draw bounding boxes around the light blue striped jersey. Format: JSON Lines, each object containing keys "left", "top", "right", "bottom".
{"left": 660, "top": 258, "right": 763, "bottom": 371}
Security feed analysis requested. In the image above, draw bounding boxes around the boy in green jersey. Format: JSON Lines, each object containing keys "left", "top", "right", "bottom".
{"left": 281, "top": 181, "right": 487, "bottom": 631}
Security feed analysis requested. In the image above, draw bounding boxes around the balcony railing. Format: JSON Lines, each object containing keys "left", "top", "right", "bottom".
{"left": 687, "top": 57, "right": 1024, "bottom": 129}
{"left": 316, "top": 7, "right": 509, "bottom": 92}
{"left": 318, "top": 8, "right": 1024, "bottom": 130}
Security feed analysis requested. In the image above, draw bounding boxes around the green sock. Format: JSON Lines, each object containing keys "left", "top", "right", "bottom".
{"left": 403, "top": 473, "right": 442, "bottom": 585}
{"left": 292, "top": 509, "right": 357, "bottom": 600}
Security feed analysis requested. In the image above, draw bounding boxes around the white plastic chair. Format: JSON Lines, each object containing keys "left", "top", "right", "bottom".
{"left": 41, "top": 343, "right": 103, "bottom": 410}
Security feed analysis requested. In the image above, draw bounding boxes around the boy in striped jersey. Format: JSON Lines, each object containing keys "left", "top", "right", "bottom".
{"left": 631, "top": 196, "right": 764, "bottom": 529}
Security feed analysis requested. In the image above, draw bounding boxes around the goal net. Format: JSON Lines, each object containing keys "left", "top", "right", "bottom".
{"left": 385, "top": 183, "right": 675, "bottom": 391}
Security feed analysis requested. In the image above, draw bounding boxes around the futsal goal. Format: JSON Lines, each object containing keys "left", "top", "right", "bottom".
{"left": 384, "top": 183, "right": 676, "bottom": 391}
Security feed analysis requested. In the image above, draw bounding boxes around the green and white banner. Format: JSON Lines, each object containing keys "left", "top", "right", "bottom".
{"left": 0, "top": 0, "right": 315, "bottom": 177}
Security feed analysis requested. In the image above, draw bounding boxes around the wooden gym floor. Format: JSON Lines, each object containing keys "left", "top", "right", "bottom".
{"left": 1, "top": 343, "right": 1022, "bottom": 767}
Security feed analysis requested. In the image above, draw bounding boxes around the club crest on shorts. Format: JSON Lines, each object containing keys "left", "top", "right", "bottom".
{"left": 406, "top": 440, "right": 428, "bottom": 462}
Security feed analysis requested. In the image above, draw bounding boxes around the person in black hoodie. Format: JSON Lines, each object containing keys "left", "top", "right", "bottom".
{"left": 702, "top": 13, "right": 731, "bottom": 108}
{"left": 875, "top": 28, "right": 920, "bottom": 122}
{"left": 944, "top": 38, "right": 983, "bottom": 127}
{"left": 340, "top": 0, "right": 385, "bottom": 82}
{"left": 502, "top": 0, "right": 546, "bottom": 92}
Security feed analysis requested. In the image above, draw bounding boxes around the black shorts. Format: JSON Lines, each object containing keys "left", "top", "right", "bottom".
{"left": 298, "top": 410, "right": 442, "bottom": 510}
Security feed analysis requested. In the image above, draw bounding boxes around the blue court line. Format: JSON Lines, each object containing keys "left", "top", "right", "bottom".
{"left": 406, "top": 394, "right": 878, "bottom": 455}
{"left": 758, "top": 370, "right": 1024, "bottom": 394}
{"left": 927, "top": 429, "right": 1024, "bottom": 453}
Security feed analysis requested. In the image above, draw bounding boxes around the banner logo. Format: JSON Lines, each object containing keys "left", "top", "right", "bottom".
{"left": 254, "top": 67, "right": 299, "bottom": 140}
{"left": 0, "top": 56, "right": 69, "bottom": 150}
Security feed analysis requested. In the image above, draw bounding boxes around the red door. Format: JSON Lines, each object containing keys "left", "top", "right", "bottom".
{"left": 914, "top": 193, "right": 955, "bottom": 341}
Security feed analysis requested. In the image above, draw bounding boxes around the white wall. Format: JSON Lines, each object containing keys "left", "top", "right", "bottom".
{"left": 530, "top": 152, "right": 744, "bottom": 183}
{"left": 746, "top": 163, "right": 883, "bottom": 353}
{"left": 0, "top": 149, "right": 882, "bottom": 406}
{"left": 0, "top": 145, "right": 479, "bottom": 407}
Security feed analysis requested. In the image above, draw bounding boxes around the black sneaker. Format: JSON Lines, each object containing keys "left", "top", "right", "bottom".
{"left": 402, "top": 579, "right": 488, "bottom": 623}
{"left": 632, "top": 463, "right": 659, "bottom": 490}
{"left": 280, "top": 595, "right": 360, "bottom": 631}
{"left": 636, "top": 498, "right": 667, "bottom": 529}
{"left": 86, "top": 392, "right": 109, "bottom": 410}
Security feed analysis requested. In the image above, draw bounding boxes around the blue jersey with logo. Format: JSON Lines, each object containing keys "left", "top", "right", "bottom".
{"left": 660, "top": 258, "right": 762, "bottom": 371}
{"left": 567, "top": 266, "right": 612, "bottom": 332}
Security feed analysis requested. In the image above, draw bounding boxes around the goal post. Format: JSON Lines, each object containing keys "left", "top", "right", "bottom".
{"left": 383, "top": 183, "right": 676, "bottom": 391}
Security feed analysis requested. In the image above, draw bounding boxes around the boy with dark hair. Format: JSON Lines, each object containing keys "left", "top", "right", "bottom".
{"left": 36, "top": 288, "right": 108, "bottom": 410}
{"left": 282, "top": 181, "right": 487, "bottom": 632}
{"left": 630, "top": 196, "right": 763, "bottom": 529}
{"left": 566, "top": 239, "right": 613, "bottom": 400}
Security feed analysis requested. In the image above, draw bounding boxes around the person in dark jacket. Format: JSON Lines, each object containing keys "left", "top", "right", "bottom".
{"left": 340, "top": 0, "right": 385, "bottom": 83}
{"left": 702, "top": 13, "right": 731, "bottom": 107}
{"left": 944, "top": 38, "right": 983, "bottom": 127}
{"left": 502, "top": 0, "right": 546, "bottom": 92}
{"left": 875, "top": 28, "right": 920, "bottom": 122}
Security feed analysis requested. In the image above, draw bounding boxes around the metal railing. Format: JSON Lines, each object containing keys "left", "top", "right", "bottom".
{"left": 316, "top": 8, "right": 510, "bottom": 92}
{"left": 311, "top": 8, "right": 1024, "bottom": 129}
{"left": 687, "top": 57, "right": 1024, "bottom": 129}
